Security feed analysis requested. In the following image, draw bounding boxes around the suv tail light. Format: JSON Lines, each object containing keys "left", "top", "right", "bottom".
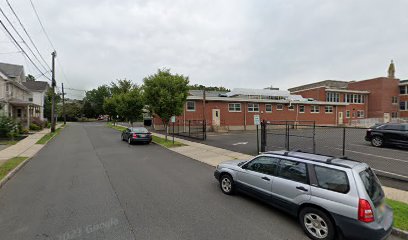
{"left": 358, "top": 199, "right": 374, "bottom": 223}
{"left": 132, "top": 133, "right": 138, "bottom": 138}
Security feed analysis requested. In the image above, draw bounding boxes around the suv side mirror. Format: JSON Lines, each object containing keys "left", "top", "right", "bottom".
{"left": 241, "top": 164, "right": 248, "bottom": 169}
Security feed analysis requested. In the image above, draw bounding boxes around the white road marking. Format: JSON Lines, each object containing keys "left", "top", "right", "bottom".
{"left": 372, "top": 169, "right": 408, "bottom": 180}
{"left": 232, "top": 142, "right": 248, "bottom": 146}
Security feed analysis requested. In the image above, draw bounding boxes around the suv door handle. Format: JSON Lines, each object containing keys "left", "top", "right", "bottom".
{"left": 296, "top": 186, "right": 308, "bottom": 192}
{"left": 261, "top": 177, "right": 270, "bottom": 181}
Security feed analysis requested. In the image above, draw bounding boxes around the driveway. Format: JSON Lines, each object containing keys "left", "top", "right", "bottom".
{"left": 0, "top": 122, "right": 316, "bottom": 240}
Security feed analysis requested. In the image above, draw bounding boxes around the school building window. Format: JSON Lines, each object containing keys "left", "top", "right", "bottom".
{"left": 288, "top": 105, "right": 294, "bottom": 111}
{"left": 346, "top": 110, "right": 350, "bottom": 118}
{"left": 326, "top": 92, "right": 340, "bottom": 102}
{"left": 400, "top": 85, "right": 408, "bottom": 95}
{"left": 401, "top": 101, "right": 408, "bottom": 111}
{"left": 228, "top": 103, "right": 241, "bottom": 112}
{"left": 248, "top": 103, "right": 259, "bottom": 112}
{"left": 265, "top": 104, "right": 272, "bottom": 112}
{"left": 276, "top": 104, "right": 283, "bottom": 110}
{"left": 357, "top": 110, "right": 365, "bottom": 118}
{"left": 325, "top": 106, "right": 333, "bottom": 113}
{"left": 345, "top": 94, "right": 365, "bottom": 103}
{"left": 392, "top": 96, "right": 398, "bottom": 104}
{"left": 299, "top": 105, "right": 305, "bottom": 113}
{"left": 186, "top": 101, "right": 195, "bottom": 111}
{"left": 311, "top": 105, "right": 319, "bottom": 113}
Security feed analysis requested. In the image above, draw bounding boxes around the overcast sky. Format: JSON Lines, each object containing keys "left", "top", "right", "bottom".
{"left": 1, "top": 0, "right": 407, "bottom": 98}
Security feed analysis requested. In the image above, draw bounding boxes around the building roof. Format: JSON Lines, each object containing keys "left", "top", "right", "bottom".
{"left": 400, "top": 79, "right": 408, "bottom": 85}
{"left": 188, "top": 90, "right": 227, "bottom": 97}
{"left": 288, "top": 80, "right": 348, "bottom": 93}
{"left": 22, "top": 80, "right": 49, "bottom": 91}
{"left": 0, "top": 62, "right": 24, "bottom": 78}
{"left": 325, "top": 89, "right": 370, "bottom": 94}
{"left": 226, "top": 88, "right": 290, "bottom": 97}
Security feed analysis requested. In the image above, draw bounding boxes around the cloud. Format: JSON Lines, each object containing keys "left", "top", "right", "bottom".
{"left": 1, "top": 0, "right": 407, "bottom": 98}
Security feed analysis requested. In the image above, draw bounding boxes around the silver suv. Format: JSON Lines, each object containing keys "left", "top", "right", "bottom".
{"left": 214, "top": 150, "right": 393, "bottom": 240}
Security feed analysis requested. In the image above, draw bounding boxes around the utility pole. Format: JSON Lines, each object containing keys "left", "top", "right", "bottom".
{"left": 51, "top": 51, "right": 57, "bottom": 132}
{"left": 62, "top": 83, "right": 66, "bottom": 125}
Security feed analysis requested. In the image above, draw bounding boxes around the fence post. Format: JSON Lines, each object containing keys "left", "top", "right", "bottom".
{"left": 313, "top": 121, "right": 316, "bottom": 154}
{"left": 203, "top": 120, "right": 207, "bottom": 140}
{"left": 261, "top": 120, "right": 266, "bottom": 152}
{"left": 188, "top": 120, "right": 191, "bottom": 137}
{"left": 342, "top": 127, "right": 346, "bottom": 157}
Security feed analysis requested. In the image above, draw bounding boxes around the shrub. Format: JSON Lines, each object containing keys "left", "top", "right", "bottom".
{"left": 0, "top": 116, "right": 19, "bottom": 138}
{"left": 21, "top": 129, "right": 29, "bottom": 134}
{"left": 29, "top": 123, "right": 41, "bottom": 131}
{"left": 31, "top": 117, "right": 45, "bottom": 129}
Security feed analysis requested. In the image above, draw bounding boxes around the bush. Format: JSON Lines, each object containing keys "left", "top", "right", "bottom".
{"left": 21, "top": 129, "right": 29, "bottom": 134}
{"left": 0, "top": 116, "right": 19, "bottom": 138}
{"left": 31, "top": 117, "right": 45, "bottom": 129}
{"left": 29, "top": 123, "right": 41, "bottom": 131}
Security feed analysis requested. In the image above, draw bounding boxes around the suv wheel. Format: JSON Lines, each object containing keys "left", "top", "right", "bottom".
{"left": 299, "top": 207, "right": 334, "bottom": 240}
{"left": 219, "top": 174, "right": 234, "bottom": 195}
{"left": 371, "top": 136, "right": 383, "bottom": 147}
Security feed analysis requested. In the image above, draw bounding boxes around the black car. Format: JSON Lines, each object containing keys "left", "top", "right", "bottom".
{"left": 365, "top": 123, "right": 408, "bottom": 148}
{"left": 121, "top": 127, "right": 152, "bottom": 144}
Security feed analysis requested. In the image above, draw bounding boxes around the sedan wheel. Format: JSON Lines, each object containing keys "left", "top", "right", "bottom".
{"left": 371, "top": 136, "right": 383, "bottom": 147}
{"left": 300, "top": 208, "right": 334, "bottom": 240}
{"left": 128, "top": 137, "right": 132, "bottom": 145}
{"left": 219, "top": 174, "right": 234, "bottom": 195}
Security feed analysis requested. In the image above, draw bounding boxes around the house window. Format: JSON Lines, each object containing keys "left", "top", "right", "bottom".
{"left": 346, "top": 110, "right": 350, "bottom": 118}
{"left": 400, "top": 86, "right": 407, "bottom": 95}
{"left": 325, "top": 106, "right": 333, "bottom": 113}
{"left": 357, "top": 110, "right": 365, "bottom": 118}
{"left": 288, "top": 105, "right": 294, "bottom": 111}
{"left": 186, "top": 101, "right": 195, "bottom": 111}
{"left": 299, "top": 105, "right": 305, "bottom": 113}
{"left": 29, "top": 97, "right": 33, "bottom": 102}
{"left": 5, "top": 83, "right": 9, "bottom": 92}
{"left": 326, "top": 92, "right": 340, "bottom": 102}
{"left": 248, "top": 103, "right": 259, "bottom": 112}
{"left": 265, "top": 104, "right": 272, "bottom": 112}
{"left": 17, "top": 109, "right": 22, "bottom": 117}
{"left": 310, "top": 105, "right": 320, "bottom": 113}
{"left": 228, "top": 103, "right": 241, "bottom": 112}
{"left": 276, "top": 104, "right": 283, "bottom": 110}
{"left": 401, "top": 101, "right": 408, "bottom": 111}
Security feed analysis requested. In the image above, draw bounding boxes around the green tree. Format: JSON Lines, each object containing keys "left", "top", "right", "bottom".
{"left": 110, "top": 79, "right": 134, "bottom": 95}
{"left": 143, "top": 68, "right": 189, "bottom": 139}
{"left": 60, "top": 101, "right": 82, "bottom": 120}
{"left": 188, "top": 84, "right": 229, "bottom": 92}
{"left": 44, "top": 89, "right": 61, "bottom": 121}
{"left": 103, "top": 96, "right": 119, "bottom": 123}
{"left": 115, "top": 88, "right": 144, "bottom": 126}
{"left": 83, "top": 85, "right": 111, "bottom": 118}
{"left": 26, "top": 74, "right": 36, "bottom": 82}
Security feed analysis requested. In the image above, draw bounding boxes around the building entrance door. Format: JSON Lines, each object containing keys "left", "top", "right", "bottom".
{"left": 384, "top": 113, "right": 390, "bottom": 123}
{"left": 338, "top": 112, "right": 343, "bottom": 125}
{"left": 212, "top": 109, "right": 220, "bottom": 126}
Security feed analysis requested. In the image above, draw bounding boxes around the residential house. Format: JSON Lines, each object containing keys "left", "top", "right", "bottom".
{"left": 22, "top": 78, "right": 49, "bottom": 121}
{"left": 0, "top": 62, "right": 41, "bottom": 127}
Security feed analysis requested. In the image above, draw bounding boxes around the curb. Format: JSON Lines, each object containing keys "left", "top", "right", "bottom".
{"left": 0, "top": 156, "right": 32, "bottom": 189}
{"left": 393, "top": 228, "right": 408, "bottom": 240}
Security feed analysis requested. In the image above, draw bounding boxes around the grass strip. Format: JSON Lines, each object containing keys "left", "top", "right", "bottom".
{"left": 152, "top": 135, "right": 186, "bottom": 148}
{"left": 107, "top": 122, "right": 127, "bottom": 131}
{"left": 0, "top": 157, "right": 28, "bottom": 181}
{"left": 386, "top": 198, "right": 408, "bottom": 231}
{"left": 36, "top": 127, "right": 63, "bottom": 144}
{"left": 107, "top": 122, "right": 186, "bottom": 148}
{"left": 0, "top": 140, "right": 19, "bottom": 145}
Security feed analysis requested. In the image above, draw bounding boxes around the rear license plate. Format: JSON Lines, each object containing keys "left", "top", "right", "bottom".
{"left": 140, "top": 134, "right": 146, "bottom": 137}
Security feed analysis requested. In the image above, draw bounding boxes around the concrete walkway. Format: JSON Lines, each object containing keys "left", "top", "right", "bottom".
{"left": 150, "top": 132, "right": 408, "bottom": 204}
{"left": 0, "top": 125, "right": 62, "bottom": 164}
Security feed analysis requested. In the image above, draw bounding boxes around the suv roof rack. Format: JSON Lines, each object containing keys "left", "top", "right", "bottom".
{"left": 265, "top": 150, "right": 360, "bottom": 169}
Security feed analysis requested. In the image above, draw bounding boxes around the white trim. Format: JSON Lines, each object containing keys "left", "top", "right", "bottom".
{"left": 247, "top": 103, "right": 259, "bottom": 112}
{"left": 228, "top": 103, "right": 242, "bottom": 112}
{"left": 325, "top": 89, "right": 370, "bottom": 94}
{"left": 186, "top": 101, "right": 195, "bottom": 112}
{"left": 276, "top": 104, "right": 284, "bottom": 110}
{"left": 298, "top": 105, "right": 305, "bottom": 113}
{"left": 265, "top": 104, "right": 272, "bottom": 113}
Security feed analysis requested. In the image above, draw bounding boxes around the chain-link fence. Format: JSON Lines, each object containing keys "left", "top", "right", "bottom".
{"left": 260, "top": 121, "right": 408, "bottom": 182}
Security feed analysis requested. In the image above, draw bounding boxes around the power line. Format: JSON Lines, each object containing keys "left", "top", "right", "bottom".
{"left": 0, "top": 19, "right": 51, "bottom": 81}
{"left": 0, "top": 6, "right": 50, "bottom": 74}
{"left": 28, "top": 0, "right": 55, "bottom": 50}
{"left": 5, "top": 0, "right": 51, "bottom": 70}
{"left": 0, "top": 50, "right": 21, "bottom": 54}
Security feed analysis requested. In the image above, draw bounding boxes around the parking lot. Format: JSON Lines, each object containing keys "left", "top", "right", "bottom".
{"left": 185, "top": 128, "right": 408, "bottom": 190}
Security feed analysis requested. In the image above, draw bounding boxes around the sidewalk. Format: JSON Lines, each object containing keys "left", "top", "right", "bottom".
{"left": 0, "top": 125, "right": 62, "bottom": 164}
{"left": 151, "top": 132, "right": 408, "bottom": 204}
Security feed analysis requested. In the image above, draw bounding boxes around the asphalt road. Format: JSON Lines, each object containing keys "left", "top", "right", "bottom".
{"left": 0, "top": 122, "right": 320, "bottom": 240}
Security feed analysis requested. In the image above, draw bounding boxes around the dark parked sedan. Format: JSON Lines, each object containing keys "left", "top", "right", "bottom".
{"left": 365, "top": 123, "right": 408, "bottom": 148}
{"left": 121, "top": 127, "right": 152, "bottom": 144}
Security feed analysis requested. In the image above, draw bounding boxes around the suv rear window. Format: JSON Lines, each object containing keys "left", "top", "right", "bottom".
{"left": 359, "top": 168, "right": 384, "bottom": 206}
{"left": 314, "top": 166, "right": 349, "bottom": 193}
